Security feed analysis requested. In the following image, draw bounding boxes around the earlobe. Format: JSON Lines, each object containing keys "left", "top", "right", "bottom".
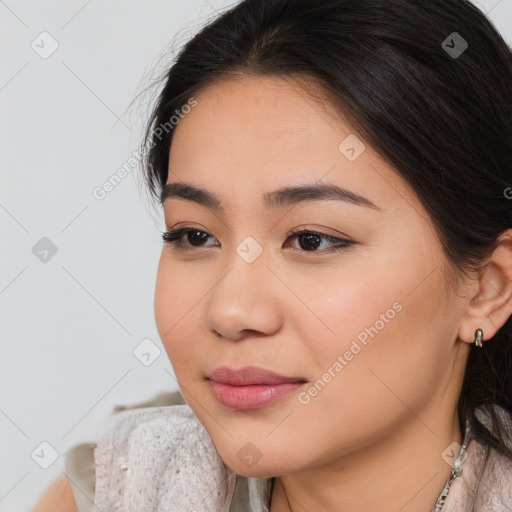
{"left": 458, "top": 231, "right": 512, "bottom": 344}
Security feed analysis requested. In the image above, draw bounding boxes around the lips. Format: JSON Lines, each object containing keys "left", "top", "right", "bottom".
{"left": 207, "top": 366, "right": 307, "bottom": 410}
{"left": 208, "top": 365, "right": 307, "bottom": 386}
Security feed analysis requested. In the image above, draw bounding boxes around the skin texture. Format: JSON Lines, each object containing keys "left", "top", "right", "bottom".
{"left": 154, "top": 74, "right": 512, "bottom": 512}
{"left": 31, "top": 476, "right": 78, "bottom": 512}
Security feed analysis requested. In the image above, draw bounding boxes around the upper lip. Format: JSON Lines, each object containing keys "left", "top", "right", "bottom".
{"left": 208, "top": 366, "right": 307, "bottom": 386}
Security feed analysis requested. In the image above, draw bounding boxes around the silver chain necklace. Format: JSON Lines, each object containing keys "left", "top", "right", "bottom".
{"left": 431, "top": 419, "right": 472, "bottom": 512}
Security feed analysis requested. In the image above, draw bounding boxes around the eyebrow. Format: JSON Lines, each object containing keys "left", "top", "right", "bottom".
{"left": 160, "top": 182, "right": 381, "bottom": 212}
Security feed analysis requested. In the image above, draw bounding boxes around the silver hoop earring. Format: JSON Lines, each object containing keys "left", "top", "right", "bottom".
{"left": 474, "top": 328, "right": 483, "bottom": 347}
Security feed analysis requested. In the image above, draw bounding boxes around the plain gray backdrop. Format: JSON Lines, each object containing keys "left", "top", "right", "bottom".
{"left": 1, "top": 1, "right": 511, "bottom": 510}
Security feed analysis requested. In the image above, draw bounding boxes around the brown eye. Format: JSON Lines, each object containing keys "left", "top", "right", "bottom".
{"left": 286, "top": 229, "right": 354, "bottom": 253}
{"left": 186, "top": 230, "right": 210, "bottom": 247}
{"left": 296, "top": 233, "right": 322, "bottom": 251}
{"left": 162, "top": 228, "right": 217, "bottom": 250}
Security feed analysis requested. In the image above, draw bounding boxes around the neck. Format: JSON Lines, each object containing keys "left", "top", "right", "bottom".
{"left": 269, "top": 406, "right": 463, "bottom": 512}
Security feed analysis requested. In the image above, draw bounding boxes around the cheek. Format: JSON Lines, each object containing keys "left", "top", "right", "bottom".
{"left": 292, "top": 255, "right": 406, "bottom": 363}
{"left": 293, "top": 249, "right": 449, "bottom": 416}
{"left": 154, "top": 254, "right": 199, "bottom": 366}
{"left": 305, "top": 237, "right": 445, "bottom": 350}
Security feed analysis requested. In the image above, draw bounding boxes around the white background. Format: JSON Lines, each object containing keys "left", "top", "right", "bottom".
{"left": 0, "top": 0, "right": 511, "bottom": 510}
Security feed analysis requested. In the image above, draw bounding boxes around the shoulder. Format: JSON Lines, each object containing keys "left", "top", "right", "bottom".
{"left": 477, "top": 404, "right": 512, "bottom": 506}
{"left": 64, "top": 390, "right": 188, "bottom": 512}
{"left": 444, "top": 404, "right": 512, "bottom": 511}
{"left": 93, "top": 401, "right": 238, "bottom": 510}
{"left": 30, "top": 474, "right": 81, "bottom": 512}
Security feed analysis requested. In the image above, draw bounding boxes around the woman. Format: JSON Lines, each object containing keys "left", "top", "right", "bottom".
{"left": 34, "top": 0, "right": 512, "bottom": 510}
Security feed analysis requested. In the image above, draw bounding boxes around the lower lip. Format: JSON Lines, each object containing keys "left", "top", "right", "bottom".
{"left": 209, "top": 380, "right": 304, "bottom": 411}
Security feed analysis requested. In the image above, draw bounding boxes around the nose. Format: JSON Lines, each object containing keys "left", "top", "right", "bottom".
{"left": 204, "top": 244, "right": 283, "bottom": 341}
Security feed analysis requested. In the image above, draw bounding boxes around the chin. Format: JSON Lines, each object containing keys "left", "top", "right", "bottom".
{"left": 214, "top": 442, "right": 302, "bottom": 479}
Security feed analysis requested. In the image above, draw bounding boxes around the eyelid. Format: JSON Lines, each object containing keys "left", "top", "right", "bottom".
{"left": 166, "top": 223, "right": 350, "bottom": 240}
{"left": 286, "top": 225, "right": 351, "bottom": 240}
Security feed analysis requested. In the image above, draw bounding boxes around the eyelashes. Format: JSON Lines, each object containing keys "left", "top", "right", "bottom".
{"left": 162, "top": 228, "right": 213, "bottom": 250}
{"left": 161, "top": 226, "right": 354, "bottom": 254}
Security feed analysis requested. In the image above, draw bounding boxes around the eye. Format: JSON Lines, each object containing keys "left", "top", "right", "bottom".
{"left": 162, "top": 227, "right": 354, "bottom": 253}
{"left": 286, "top": 227, "right": 354, "bottom": 253}
{"left": 162, "top": 227, "right": 218, "bottom": 251}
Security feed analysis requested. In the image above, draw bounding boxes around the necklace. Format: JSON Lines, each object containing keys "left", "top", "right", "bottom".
{"left": 431, "top": 420, "right": 472, "bottom": 512}
{"left": 278, "top": 421, "right": 472, "bottom": 512}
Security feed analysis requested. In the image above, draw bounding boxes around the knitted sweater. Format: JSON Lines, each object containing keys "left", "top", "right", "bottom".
{"left": 65, "top": 391, "right": 512, "bottom": 511}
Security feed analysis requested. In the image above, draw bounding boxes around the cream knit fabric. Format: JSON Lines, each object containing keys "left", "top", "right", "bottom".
{"left": 94, "top": 405, "right": 239, "bottom": 512}
{"left": 442, "top": 405, "right": 512, "bottom": 511}
{"left": 92, "top": 403, "right": 512, "bottom": 511}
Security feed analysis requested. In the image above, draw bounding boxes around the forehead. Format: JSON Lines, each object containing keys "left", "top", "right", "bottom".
{"left": 171, "top": 74, "right": 346, "bottom": 160}
{"left": 167, "top": 74, "right": 416, "bottom": 216}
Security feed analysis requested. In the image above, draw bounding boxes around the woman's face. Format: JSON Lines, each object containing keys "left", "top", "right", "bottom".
{"left": 154, "top": 75, "right": 471, "bottom": 477}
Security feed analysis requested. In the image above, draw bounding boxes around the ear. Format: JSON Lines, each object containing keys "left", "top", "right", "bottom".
{"left": 458, "top": 230, "right": 512, "bottom": 345}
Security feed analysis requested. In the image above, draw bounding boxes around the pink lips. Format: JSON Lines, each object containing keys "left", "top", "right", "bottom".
{"left": 208, "top": 366, "right": 307, "bottom": 411}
